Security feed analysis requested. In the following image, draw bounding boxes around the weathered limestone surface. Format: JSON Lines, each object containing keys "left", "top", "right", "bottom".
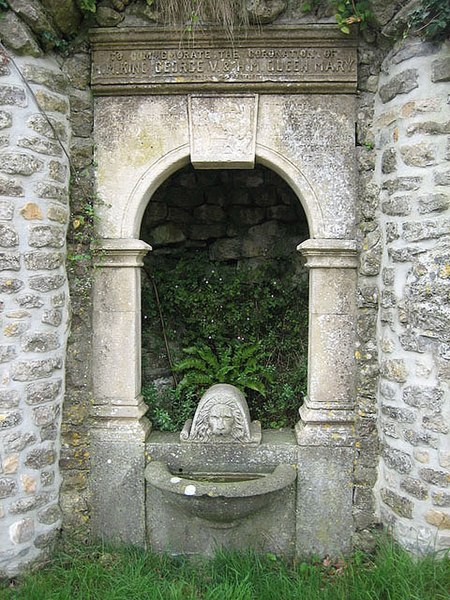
{"left": 372, "top": 38, "right": 450, "bottom": 554}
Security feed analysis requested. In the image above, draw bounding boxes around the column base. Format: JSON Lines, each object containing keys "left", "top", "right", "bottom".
{"left": 89, "top": 415, "right": 150, "bottom": 547}
{"left": 296, "top": 445, "right": 354, "bottom": 558}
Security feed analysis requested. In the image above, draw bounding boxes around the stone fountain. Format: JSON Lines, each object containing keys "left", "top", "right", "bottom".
{"left": 145, "top": 384, "right": 298, "bottom": 556}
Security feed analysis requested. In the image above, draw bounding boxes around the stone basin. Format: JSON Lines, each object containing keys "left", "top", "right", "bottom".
{"left": 145, "top": 461, "right": 297, "bottom": 525}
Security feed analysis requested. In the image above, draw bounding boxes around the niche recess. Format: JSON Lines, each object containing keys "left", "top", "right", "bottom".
{"left": 89, "top": 25, "right": 359, "bottom": 556}
{"left": 139, "top": 163, "right": 310, "bottom": 429}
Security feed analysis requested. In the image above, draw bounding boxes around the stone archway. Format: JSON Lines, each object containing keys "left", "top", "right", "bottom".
{"left": 89, "top": 25, "right": 359, "bottom": 556}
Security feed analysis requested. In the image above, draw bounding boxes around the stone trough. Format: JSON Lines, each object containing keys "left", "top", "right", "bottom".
{"left": 145, "top": 384, "right": 298, "bottom": 556}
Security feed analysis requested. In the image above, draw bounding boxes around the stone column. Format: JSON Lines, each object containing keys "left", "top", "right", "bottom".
{"left": 90, "top": 238, "right": 151, "bottom": 546}
{"left": 295, "top": 238, "right": 358, "bottom": 557}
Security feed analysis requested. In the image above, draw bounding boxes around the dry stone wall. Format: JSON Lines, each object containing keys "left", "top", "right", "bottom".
{"left": 0, "top": 51, "right": 71, "bottom": 576}
{"left": 372, "top": 38, "right": 450, "bottom": 553}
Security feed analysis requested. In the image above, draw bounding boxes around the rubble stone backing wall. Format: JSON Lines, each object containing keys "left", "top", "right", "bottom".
{"left": 373, "top": 38, "right": 450, "bottom": 553}
{"left": 0, "top": 51, "right": 71, "bottom": 576}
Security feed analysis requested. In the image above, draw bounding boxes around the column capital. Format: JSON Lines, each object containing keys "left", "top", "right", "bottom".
{"left": 93, "top": 238, "right": 152, "bottom": 268}
{"left": 297, "top": 238, "right": 358, "bottom": 269}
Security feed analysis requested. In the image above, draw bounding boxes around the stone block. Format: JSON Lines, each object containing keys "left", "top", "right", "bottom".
{"left": 0, "top": 110, "right": 12, "bottom": 130}
{"left": 21, "top": 474, "right": 37, "bottom": 493}
{"left": 0, "top": 152, "right": 43, "bottom": 176}
{"left": 209, "top": 238, "right": 242, "bottom": 260}
{"left": 48, "top": 161, "right": 67, "bottom": 184}
{"left": 22, "top": 64, "right": 67, "bottom": 94}
{"left": 18, "top": 136, "right": 62, "bottom": 156}
{"left": 0, "top": 85, "right": 26, "bottom": 107}
{"left": 406, "top": 120, "right": 450, "bottom": 136}
{"left": 296, "top": 446, "right": 353, "bottom": 557}
{"left": 21, "top": 332, "right": 60, "bottom": 353}
{"left": 0, "top": 410, "right": 22, "bottom": 429}
{"left": 29, "top": 225, "right": 65, "bottom": 248}
{"left": 34, "top": 528, "right": 60, "bottom": 549}
{"left": 41, "top": 309, "right": 62, "bottom": 327}
{"left": 0, "top": 200, "right": 14, "bottom": 220}
{"left": 150, "top": 223, "right": 185, "bottom": 245}
{"left": 9, "top": 518, "right": 35, "bottom": 544}
{"left": 0, "top": 390, "right": 20, "bottom": 409}
{"left": 422, "top": 415, "right": 449, "bottom": 434}
{"left": 432, "top": 57, "right": 450, "bottom": 82}
{"left": 47, "top": 204, "right": 68, "bottom": 224}
{"left": 11, "top": 357, "right": 62, "bottom": 381}
{"left": 403, "top": 385, "right": 444, "bottom": 412}
{"left": 434, "top": 169, "right": 450, "bottom": 186}
{"left": 0, "top": 224, "right": 19, "bottom": 247}
{"left": 29, "top": 274, "right": 65, "bottom": 292}
{"left": 380, "top": 488, "right": 413, "bottom": 518}
{"left": 4, "top": 431, "right": 36, "bottom": 453}
{"left": 308, "top": 314, "right": 355, "bottom": 405}
{"left": 0, "top": 278, "right": 24, "bottom": 294}
{"left": 0, "top": 478, "right": 18, "bottom": 499}
{"left": 418, "top": 193, "right": 449, "bottom": 214}
{"left": 26, "top": 379, "right": 62, "bottom": 405}
{"left": 9, "top": 492, "right": 52, "bottom": 514}
{"left": 381, "top": 197, "right": 411, "bottom": 216}
{"left": 432, "top": 492, "right": 450, "bottom": 507}
{"left": 63, "top": 55, "right": 91, "bottom": 90}
{"left": 0, "top": 11, "right": 41, "bottom": 57}
{"left": 400, "top": 477, "right": 429, "bottom": 500}
{"left": 400, "top": 142, "right": 437, "bottom": 167}
{"left": 381, "top": 404, "right": 416, "bottom": 423}
{"left": 16, "top": 294, "right": 43, "bottom": 309}
{"left": 404, "top": 429, "right": 438, "bottom": 448}
{"left": 381, "top": 147, "right": 396, "bottom": 174}
{"left": 382, "top": 176, "right": 421, "bottom": 194}
{"left": 0, "top": 174, "right": 23, "bottom": 196}
{"left": 34, "top": 90, "right": 69, "bottom": 115}
{"left": 35, "top": 182, "right": 68, "bottom": 203}
{"left": 420, "top": 469, "right": 450, "bottom": 488}
{"left": 41, "top": 471, "right": 55, "bottom": 487}
{"left": 0, "top": 252, "right": 20, "bottom": 271}
{"left": 380, "top": 359, "right": 408, "bottom": 383}
{"left": 24, "top": 447, "right": 56, "bottom": 469}
{"left": 382, "top": 446, "right": 412, "bottom": 474}
{"left": 36, "top": 504, "right": 61, "bottom": 526}
{"left": 24, "top": 252, "right": 64, "bottom": 270}
{"left": 91, "top": 433, "right": 147, "bottom": 547}
{"left": 390, "top": 41, "right": 439, "bottom": 65}
{"left": 378, "top": 69, "right": 418, "bottom": 103}
{"left": 425, "top": 510, "right": 450, "bottom": 529}
{"left": 20, "top": 203, "right": 42, "bottom": 221}
{"left": 93, "top": 310, "right": 140, "bottom": 400}
{"left": 32, "top": 403, "right": 60, "bottom": 426}
{"left": 310, "top": 268, "right": 357, "bottom": 315}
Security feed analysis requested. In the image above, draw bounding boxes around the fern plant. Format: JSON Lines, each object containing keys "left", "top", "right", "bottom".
{"left": 174, "top": 341, "right": 275, "bottom": 397}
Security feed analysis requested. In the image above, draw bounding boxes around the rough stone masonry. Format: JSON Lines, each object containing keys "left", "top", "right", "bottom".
{"left": 0, "top": 51, "right": 71, "bottom": 574}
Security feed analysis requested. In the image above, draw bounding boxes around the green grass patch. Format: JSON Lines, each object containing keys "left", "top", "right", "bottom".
{"left": 1, "top": 537, "right": 449, "bottom": 600}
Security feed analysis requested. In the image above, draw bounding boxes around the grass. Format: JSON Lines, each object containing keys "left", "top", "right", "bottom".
{"left": 1, "top": 537, "right": 449, "bottom": 600}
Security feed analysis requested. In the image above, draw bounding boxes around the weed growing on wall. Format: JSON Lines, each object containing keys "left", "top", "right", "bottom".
{"left": 142, "top": 252, "right": 308, "bottom": 429}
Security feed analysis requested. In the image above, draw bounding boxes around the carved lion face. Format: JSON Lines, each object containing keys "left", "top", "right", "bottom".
{"left": 208, "top": 403, "right": 235, "bottom": 437}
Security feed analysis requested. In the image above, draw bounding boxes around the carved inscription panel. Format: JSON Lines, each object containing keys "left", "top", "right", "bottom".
{"left": 91, "top": 28, "right": 357, "bottom": 94}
